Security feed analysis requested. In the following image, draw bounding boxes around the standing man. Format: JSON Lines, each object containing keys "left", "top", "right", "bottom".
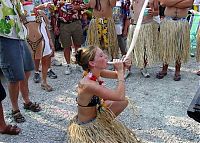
{"left": 127, "top": 0, "right": 159, "bottom": 78}
{"left": 54, "top": 0, "right": 86, "bottom": 75}
{"left": 156, "top": 0, "right": 193, "bottom": 81}
{"left": 0, "top": 0, "right": 41, "bottom": 123}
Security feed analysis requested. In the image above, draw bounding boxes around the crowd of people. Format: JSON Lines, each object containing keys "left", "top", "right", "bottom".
{"left": 0, "top": 0, "right": 197, "bottom": 142}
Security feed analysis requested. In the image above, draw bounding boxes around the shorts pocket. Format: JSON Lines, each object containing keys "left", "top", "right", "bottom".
{"left": 1, "top": 65, "right": 15, "bottom": 82}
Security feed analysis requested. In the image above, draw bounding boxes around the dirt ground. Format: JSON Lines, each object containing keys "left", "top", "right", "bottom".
{"left": 0, "top": 52, "right": 200, "bottom": 143}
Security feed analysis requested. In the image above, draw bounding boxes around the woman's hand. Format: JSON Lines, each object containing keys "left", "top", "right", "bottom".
{"left": 122, "top": 55, "right": 132, "bottom": 68}
{"left": 113, "top": 59, "right": 124, "bottom": 73}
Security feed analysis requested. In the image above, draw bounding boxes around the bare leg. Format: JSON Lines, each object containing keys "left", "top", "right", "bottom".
{"left": 0, "top": 102, "right": 6, "bottom": 130}
{"left": 20, "top": 71, "right": 31, "bottom": 104}
{"left": 34, "top": 59, "right": 40, "bottom": 71}
{"left": 8, "top": 82, "right": 20, "bottom": 111}
{"left": 175, "top": 60, "right": 181, "bottom": 76}
{"left": 41, "top": 56, "right": 52, "bottom": 91}
{"left": 174, "top": 60, "right": 181, "bottom": 81}
{"left": 64, "top": 47, "right": 71, "bottom": 64}
{"left": 105, "top": 99, "right": 128, "bottom": 117}
{"left": 156, "top": 63, "right": 168, "bottom": 79}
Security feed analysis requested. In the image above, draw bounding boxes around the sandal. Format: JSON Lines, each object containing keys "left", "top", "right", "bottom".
{"left": 0, "top": 125, "right": 21, "bottom": 135}
{"left": 156, "top": 72, "right": 167, "bottom": 79}
{"left": 11, "top": 110, "right": 26, "bottom": 123}
{"left": 173, "top": 74, "right": 181, "bottom": 81}
{"left": 41, "top": 83, "right": 53, "bottom": 92}
{"left": 24, "top": 102, "right": 41, "bottom": 112}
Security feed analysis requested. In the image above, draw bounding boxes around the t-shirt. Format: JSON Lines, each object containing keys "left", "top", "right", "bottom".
{"left": 113, "top": 0, "right": 130, "bottom": 35}
{"left": 0, "top": 0, "right": 25, "bottom": 40}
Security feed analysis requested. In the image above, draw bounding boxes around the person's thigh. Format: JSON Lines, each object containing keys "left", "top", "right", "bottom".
{"left": 21, "top": 41, "right": 34, "bottom": 72}
{"left": 0, "top": 37, "right": 25, "bottom": 82}
{"left": 59, "top": 23, "right": 72, "bottom": 48}
{"left": 71, "top": 21, "right": 84, "bottom": 46}
{"left": 104, "top": 100, "right": 128, "bottom": 116}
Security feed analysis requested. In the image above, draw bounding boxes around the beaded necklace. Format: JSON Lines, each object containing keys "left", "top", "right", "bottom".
{"left": 88, "top": 72, "right": 104, "bottom": 85}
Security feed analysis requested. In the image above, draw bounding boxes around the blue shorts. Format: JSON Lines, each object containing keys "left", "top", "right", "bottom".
{"left": 0, "top": 36, "right": 34, "bottom": 82}
{"left": 0, "top": 80, "right": 6, "bottom": 102}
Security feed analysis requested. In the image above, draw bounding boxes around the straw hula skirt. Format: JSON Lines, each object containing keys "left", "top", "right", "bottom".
{"left": 159, "top": 17, "right": 190, "bottom": 64}
{"left": 67, "top": 108, "right": 140, "bottom": 143}
{"left": 127, "top": 21, "right": 159, "bottom": 68}
{"left": 196, "top": 29, "right": 200, "bottom": 62}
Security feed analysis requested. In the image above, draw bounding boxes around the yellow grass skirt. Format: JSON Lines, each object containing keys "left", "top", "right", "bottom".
{"left": 159, "top": 18, "right": 190, "bottom": 64}
{"left": 67, "top": 108, "right": 140, "bottom": 143}
{"left": 127, "top": 21, "right": 159, "bottom": 68}
{"left": 86, "top": 17, "right": 119, "bottom": 58}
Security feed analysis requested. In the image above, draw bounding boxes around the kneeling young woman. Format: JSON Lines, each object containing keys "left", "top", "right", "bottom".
{"left": 67, "top": 45, "right": 140, "bottom": 143}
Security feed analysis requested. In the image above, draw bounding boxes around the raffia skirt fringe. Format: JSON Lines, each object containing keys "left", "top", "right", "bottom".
{"left": 196, "top": 31, "right": 200, "bottom": 62}
{"left": 67, "top": 108, "right": 140, "bottom": 143}
{"left": 86, "top": 17, "right": 119, "bottom": 58}
{"left": 159, "top": 19, "right": 190, "bottom": 64}
{"left": 127, "top": 22, "right": 159, "bottom": 68}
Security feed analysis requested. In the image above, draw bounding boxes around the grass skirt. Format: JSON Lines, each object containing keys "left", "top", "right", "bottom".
{"left": 67, "top": 108, "right": 140, "bottom": 143}
{"left": 127, "top": 21, "right": 159, "bottom": 68}
{"left": 159, "top": 18, "right": 190, "bottom": 64}
{"left": 86, "top": 17, "right": 119, "bottom": 58}
{"left": 196, "top": 31, "right": 200, "bottom": 62}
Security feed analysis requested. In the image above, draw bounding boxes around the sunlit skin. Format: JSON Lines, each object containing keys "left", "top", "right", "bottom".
{"left": 77, "top": 47, "right": 130, "bottom": 123}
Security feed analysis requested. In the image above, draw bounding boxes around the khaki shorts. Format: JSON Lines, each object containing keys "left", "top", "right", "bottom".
{"left": 59, "top": 20, "right": 84, "bottom": 48}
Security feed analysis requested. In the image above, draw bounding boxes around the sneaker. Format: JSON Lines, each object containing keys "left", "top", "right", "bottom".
{"left": 140, "top": 68, "right": 150, "bottom": 78}
{"left": 124, "top": 69, "right": 131, "bottom": 79}
{"left": 33, "top": 72, "right": 41, "bottom": 83}
{"left": 51, "top": 59, "right": 62, "bottom": 66}
{"left": 71, "top": 52, "right": 76, "bottom": 64}
{"left": 47, "top": 69, "right": 57, "bottom": 79}
{"left": 65, "top": 65, "right": 72, "bottom": 75}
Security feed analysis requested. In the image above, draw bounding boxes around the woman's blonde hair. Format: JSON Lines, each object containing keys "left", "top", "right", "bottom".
{"left": 75, "top": 45, "right": 97, "bottom": 71}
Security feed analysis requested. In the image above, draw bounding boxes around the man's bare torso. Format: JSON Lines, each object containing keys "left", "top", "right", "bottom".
{"left": 161, "top": 0, "right": 193, "bottom": 18}
{"left": 164, "top": 7, "right": 188, "bottom": 18}
{"left": 133, "top": 0, "right": 157, "bottom": 23}
{"left": 89, "top": 0, "right": 114, "bottom": 18}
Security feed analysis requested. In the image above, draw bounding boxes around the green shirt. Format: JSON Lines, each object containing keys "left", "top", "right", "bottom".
{"left": 0, "top": 0, "right": 25, "bottom": 40}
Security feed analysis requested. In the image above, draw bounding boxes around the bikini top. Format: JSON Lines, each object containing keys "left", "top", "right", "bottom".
{"left": 76, "top": 95, "right": 101, "bottom": 107}
{"left": 76, "top": 72, "right": 103, "bottom": 107}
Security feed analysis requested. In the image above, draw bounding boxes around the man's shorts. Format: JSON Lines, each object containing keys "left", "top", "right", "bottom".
{"left": 59, "top": 20, "right": 84, "bottom": 48}
{"left": 0, "top": 80, "right": 6, "bottom": 102}
{"left": 0, "top": 36, "right": 34, "bottom": 82}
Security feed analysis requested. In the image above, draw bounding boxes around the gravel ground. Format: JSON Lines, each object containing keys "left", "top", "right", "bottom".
{"left": 0, "top": 51, "right": 200, "bottom": 143}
